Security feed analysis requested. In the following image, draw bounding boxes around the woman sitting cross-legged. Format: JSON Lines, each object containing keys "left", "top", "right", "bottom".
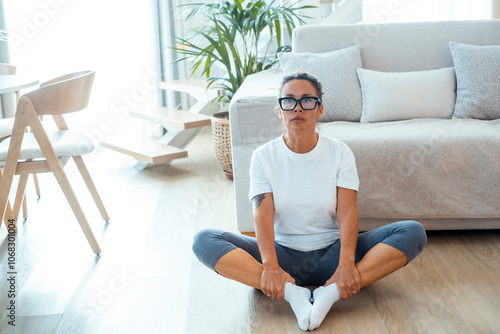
{"left": 193, "top": 71, "right": 427, "bottom": 331}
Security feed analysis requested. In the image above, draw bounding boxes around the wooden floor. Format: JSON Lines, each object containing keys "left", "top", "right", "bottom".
{"left": 0, "top": 127, "right": 499, "bottom": 334}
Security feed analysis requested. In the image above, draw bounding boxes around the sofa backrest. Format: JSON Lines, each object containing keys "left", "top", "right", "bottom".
{"left": 292, "top": 20, "right": 500, "bottom": 72}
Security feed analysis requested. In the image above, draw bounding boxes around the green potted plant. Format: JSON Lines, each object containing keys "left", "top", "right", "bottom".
{"left": 174, "top": 0, "right": 313, "bottom": 178}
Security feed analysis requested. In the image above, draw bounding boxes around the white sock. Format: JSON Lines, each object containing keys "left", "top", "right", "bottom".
{"left": 284, "top": 282, "right": 312, "bottom": 331}
{"left": 309, "top": 284, "right": 341, "bottom": 330}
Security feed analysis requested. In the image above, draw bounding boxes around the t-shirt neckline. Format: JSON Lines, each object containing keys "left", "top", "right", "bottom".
{"left": 279, "top": 133, "right": 324, "bottom": 159}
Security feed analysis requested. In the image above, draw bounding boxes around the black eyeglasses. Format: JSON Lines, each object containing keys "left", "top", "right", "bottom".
{"left": 278, "top": 97, "right": 321, "bottom": 111}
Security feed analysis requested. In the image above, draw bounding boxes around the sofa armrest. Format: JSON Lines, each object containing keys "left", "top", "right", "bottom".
{"left": 229, "top": 68, "right": 285, "bottom": 233}
{"left": 229, "top": 68, "right": 285, "bottom": 147}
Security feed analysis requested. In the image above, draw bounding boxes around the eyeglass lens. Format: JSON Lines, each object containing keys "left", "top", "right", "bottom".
{"left": 280, "top": 97, "right": 318, "bottom": 110}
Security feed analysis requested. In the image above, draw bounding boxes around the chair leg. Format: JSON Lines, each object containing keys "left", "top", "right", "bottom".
{"left": 52, "top": 167, "right": 102, "bottom": 254}
{"left": 2, "top": 204, "right": 16, "bottom": 230}
{"left": 19, "top": 159, "right": 37, "bottom": 220}
{"left": 0, "top": 112, "right": 27, "bottom": 232}
{"left": 25, "top": 102, "right": 101, "bottom": 254}
{"left": 0, "top": 180, "right": 17, "bottom": 232}
{"left": 73, "top": 155, "right": 110, "bottom": 221}
{"left": 13, "top": 173, "right": 29, "bottom": 221}
{"left": 0, "top": 179, "right": 19, "bottom": 232}
{"left": 33, "top": 174, "right": 41, "bottom": 197}
{"left": 22, "top": 195, "right": 27, "bottom": 220}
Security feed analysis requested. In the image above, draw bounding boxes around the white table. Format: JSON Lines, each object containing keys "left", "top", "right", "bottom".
{"left": 0, "top": 75, "right": 39, "bottom": 118}
{"left": 0, "top": 74, "right": 39, "bottom": 93}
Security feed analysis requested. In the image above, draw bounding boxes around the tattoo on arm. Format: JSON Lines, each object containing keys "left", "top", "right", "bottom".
{"left": 252, "top": 193, "right": 266, "bottom": 212}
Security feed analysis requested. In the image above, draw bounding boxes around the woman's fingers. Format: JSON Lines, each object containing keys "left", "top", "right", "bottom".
{"left": 338, "top": 284, "right": 349, "bottom": 299}
{"left": 261, "top": 269, "right": 295, "bottom": 300}
{"left": 268, "top": 281, "right": 284, "bottom": 300}
{"left": 275, "top": 271, "right": 288, "bottom": 300}
{"left": 335, "top": 279, "right": 360, "bottom": 299}
{"left": 261, "top": 271, "right": 280, "bottom": 299}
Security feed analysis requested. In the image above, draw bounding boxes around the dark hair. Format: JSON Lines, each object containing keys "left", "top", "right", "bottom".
{"left": 279, "top": 71, "right": 324, "bottom": 102}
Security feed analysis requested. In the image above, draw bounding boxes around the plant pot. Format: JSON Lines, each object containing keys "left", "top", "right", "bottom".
{"left": 211, "top": 111, "right": 233, "bottom": 180}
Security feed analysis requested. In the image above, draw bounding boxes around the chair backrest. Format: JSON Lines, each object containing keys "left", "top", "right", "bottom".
{"left": 0, "top": 64, "right": 16, "bottom": 75}
{"left": 24, "top": 70, "right": 95, "bottom": 115}
{"left": 39, "top": 70, "right": 92, "bottom": 88}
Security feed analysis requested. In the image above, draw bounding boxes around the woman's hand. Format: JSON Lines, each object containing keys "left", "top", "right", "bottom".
{"left": 260, "top": 268, "right": 296, "bottom": 300}
{"left": 325, "top": 261, "right": 361, "bottom": 300}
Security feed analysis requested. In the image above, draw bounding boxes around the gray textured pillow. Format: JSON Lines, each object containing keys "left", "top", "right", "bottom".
{"left": 450, "top": 42, "right": 500, "bottom": 120}
{"left": 278, "top": 47, "right": 362, "bottom": 122}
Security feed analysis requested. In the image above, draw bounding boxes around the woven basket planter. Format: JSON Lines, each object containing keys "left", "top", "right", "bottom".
{"left": 211, "top": 111, "right": 233, "bottom": 180}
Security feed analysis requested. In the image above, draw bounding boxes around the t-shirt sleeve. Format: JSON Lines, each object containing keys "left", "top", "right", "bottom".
{"left": 337, "top": 144, "right": 359, "bottom": 191}
{"left": 248, "top": 150, "right": 273, "bottom": 200}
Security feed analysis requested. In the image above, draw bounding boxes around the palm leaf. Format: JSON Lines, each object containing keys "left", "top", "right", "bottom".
{"left": 171, "top": 0, "right": 316, "bottom": 104}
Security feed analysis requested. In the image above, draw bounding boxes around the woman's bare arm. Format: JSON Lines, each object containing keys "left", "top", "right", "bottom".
{"left": 253, "top": 193, "right": 278, "bottom": 270}
{"left": 324, "top": 187, "right": 361, "bottom": 299}
{"left": 252, "top": 193, "right": 295, "bottom": 299}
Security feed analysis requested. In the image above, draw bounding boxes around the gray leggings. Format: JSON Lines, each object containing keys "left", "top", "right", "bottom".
{"left": 193, "top": 220, "right": 427, "bottom": 286}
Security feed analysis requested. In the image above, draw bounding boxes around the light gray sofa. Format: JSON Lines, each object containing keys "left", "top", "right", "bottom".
{"left": 229, "top": 20, "right": 500, "bottom": 234}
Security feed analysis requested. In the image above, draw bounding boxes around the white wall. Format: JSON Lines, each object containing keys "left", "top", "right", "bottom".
{"left": 4, "top": 0, "right": 160, "bottom": 142}
{"left": 361, "top": 0, "right": 492, "bottom": 23}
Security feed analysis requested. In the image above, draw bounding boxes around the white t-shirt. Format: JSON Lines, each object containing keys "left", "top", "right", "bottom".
{"left": 248, "top": 134, "right": 359, "bottom": 252}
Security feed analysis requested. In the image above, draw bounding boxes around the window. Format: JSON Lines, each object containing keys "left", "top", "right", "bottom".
{"left": 2, "top": 0, "right": 160, "bottom": 140}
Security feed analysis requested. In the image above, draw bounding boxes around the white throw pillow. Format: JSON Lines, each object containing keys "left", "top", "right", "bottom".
{"left": 357, "top": 67, "right": 456, "bottom": 123}
{"left": 278, "top": 47, "right": 362, "bottom": 122}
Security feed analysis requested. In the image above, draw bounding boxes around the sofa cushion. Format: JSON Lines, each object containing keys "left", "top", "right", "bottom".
{"left": 450, "top": 42, "right": 500, "bottom": 120}
{"left": 357, "top": 67, "right": 456, "bottom": 122}
{"left": 318, "top": 118, "right": 500, "bottom": 219}
{"left": 278, "top": 46, "right": 363, "bottom": 122}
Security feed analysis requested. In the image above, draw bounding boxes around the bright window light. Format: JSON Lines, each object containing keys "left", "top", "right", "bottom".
{"left": 3, "top": 0, "right": 160, "bottom": 139}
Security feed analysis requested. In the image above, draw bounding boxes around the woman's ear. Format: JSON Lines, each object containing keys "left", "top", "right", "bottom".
{"left": 275, "top": 105, "right": 282, "bottom": 119}
{"left": 317, "top": 104, "right": 324, "bottom": 119}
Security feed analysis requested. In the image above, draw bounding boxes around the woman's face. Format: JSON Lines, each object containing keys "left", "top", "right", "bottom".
{"left": 279, "top": 79, "right": 323, "bottom": 132}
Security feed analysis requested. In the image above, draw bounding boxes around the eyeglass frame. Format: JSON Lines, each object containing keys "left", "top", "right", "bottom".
{"left": 278, "top": 96, "right": 321, "bottom": 111}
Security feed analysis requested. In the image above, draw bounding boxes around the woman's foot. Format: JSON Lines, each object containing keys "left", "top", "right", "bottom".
{"left": 284, "top": 283, "right": 313, "bottom": 331}
{"left": 309, "top": 284, "right": 341, "bottom": 330}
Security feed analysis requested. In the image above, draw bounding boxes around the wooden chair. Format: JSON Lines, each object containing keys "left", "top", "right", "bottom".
{"left": 0, "top": 70, "right": 109, "bottom": 254}
{"left": 0, "top": 63, "right": 40, "bottom": 222}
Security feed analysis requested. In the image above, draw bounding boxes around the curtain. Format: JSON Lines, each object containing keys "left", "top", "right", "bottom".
{"left": 0, "top": 0, "right": 15, "bottom": 119}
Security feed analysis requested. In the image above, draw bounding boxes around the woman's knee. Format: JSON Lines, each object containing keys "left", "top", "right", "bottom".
{"left": 193, "top": 228, "right": 247, "bottom": 271}
{"left": 192, "top": 228, "right": 223, "bottom": 260}
{"left": 404, "top": 220, "right": 427, "bottom": 249}
{"left": 397, "top": 220, "right": 427, "bottom": 261}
